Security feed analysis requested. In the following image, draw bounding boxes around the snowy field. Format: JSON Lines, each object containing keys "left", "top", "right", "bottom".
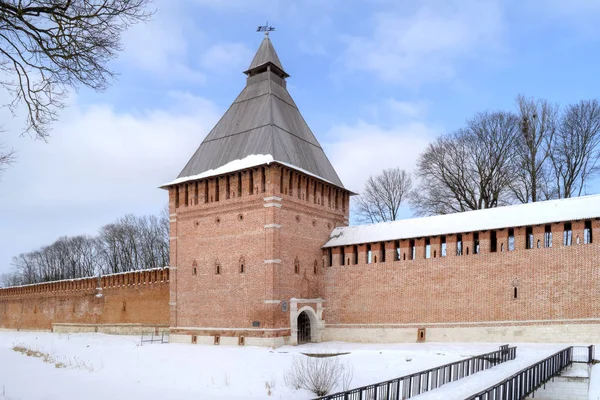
{"left": 0, "top": 331, "right": 586, "bottom": 399}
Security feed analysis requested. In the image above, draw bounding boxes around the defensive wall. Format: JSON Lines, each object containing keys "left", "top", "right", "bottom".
{"left": 321, "top": 218, "right": 600, "bottom": 343}
{"left": 0, "top": 268, "right": 169, "bottom": 334}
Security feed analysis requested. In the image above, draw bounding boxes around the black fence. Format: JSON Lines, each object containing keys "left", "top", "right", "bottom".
{"left": 465, "top": 345, "right": 595, "bottom": 400}
{"left": 317, "top": 345, "right": 517, "bottom": 400}
{"left": 572, "top": 345, "right": 594, "bottom": 363}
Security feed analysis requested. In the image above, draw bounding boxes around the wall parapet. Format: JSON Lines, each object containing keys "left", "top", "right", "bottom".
{"left": 0, "top": 267, "right": 169, "bottom": 298}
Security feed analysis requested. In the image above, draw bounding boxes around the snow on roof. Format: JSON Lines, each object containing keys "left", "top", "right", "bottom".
{"left": 323, "top": 194, "right": 600, "bottom": 248}
{"left": 160, "top": 154, "right": 340, "bottom": 188}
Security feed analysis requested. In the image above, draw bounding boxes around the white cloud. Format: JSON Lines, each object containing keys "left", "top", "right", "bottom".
{"left": 341, "top": 0, "right": 505, "bottom": 85}
{"left": 386, "top": 99, "right": 429, "bottom": 118}
{"left": 120, "top": 0, "right": 206, "bottom": 83}
{"left": 324, "top": 120, "right": 437, "bottom": 194}
{"left": 201, "top": 43, "right": 254, "bottom": 73}
{"left": 0, "top": 93, "right": 220, "bottom": 272}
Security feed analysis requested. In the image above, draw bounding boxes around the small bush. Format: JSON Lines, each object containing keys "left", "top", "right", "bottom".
{"left": 284, "top": 354, "right": 350, "bottom": 396}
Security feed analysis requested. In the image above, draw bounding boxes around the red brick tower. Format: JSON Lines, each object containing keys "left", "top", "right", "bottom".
{"left": 162, "top": 35, "right": 351, "bottom": 347}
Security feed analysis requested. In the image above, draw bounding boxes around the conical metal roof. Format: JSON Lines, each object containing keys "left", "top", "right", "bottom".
{"left": 169, "top": 37, "right": 344, "bottom": 188}
{"left": 245, "top": 36, "right": 286, "bottom": 74}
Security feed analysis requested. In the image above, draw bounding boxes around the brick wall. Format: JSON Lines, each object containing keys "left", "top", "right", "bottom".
{"left": 322, "top": 220, "right": 600, "bottom": 329}
{"left": 168, "top": 164, "right": 350, "bottom": 341}
{"left": 0, "top": 268, "right": 169, "bottom": 331}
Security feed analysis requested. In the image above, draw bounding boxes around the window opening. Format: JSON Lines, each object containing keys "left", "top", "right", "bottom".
{"left": 306, "top": 179, "right": 309, "bottom": 201}
{"left": 513, "top": 287, "right": 518, "bottom": 299}
{"left": 440, "top": 236, "right": 447, "bottom": 257}
{"left": 194, "top": 182, "right": 199, "bottom": 205}
{"left": 425, "top": 238, "right": 431, "bottom": 259}
{"left": 215, "top": 263, "right": 221, "bottom": 275}
{"left": 175, "top": 187, "right": 179, "bottom": 208}
{"left": 410, "top": 239, "right": 416, "bottom": 260}
{"left": 226, "top": 175, "right": 231, "bottom": 199}
{"left": 340, "top": 247, "right": 345, "bottom": 266}
{"left": 184, "top": 184, "right": 189, "bottom": 207}
{"left": 456, "top": 234, "right": 463, "bottom": 256}
{"left": 192, "top": 267, "right": 197, "bottom": 275}
{"left": 294, "top": 257, "right": 300, "bottom": 274}
{"left": 239, "top": 257, "right": 245, "bottom": 274}
{"left": 353, "top": 245, "right": 358, "bottom": 265}
{"left": 289, "top": 171, "right": 293, "bottom": 196}
{"left": 490, "top": 230, "right": 497, "bottom": 252}
{"left": 298, "top": 176, "right": 301, "bottom": 199}
{"left": 366, "top": 244, "right": 372, "bottom": 264}
{"left": 328, "top": 248, "right": 333, "bottom": 267}
{"left": 544, "top": 225, "right": 552, "bottom": 248}
{"left": 380, "top": 242, "right": 386, "bottom": 263}
{"left": 215, "top": 178, "right": 220, "bottom": 202}
{"left": 237, "top": 172, "right": 242, "bottom": 197}
{"left": 313, "top": 261, "right": 318, "bottom": 274}
{"left": 508, "top": 229, "right": 515, "bottom": 251}
{"left": 261, "top": 167, "right": 266, "bottom": 193}
{"left": 564, "top": 223, "right": 572, "bottom": 246}
{"left": 473, "top": 232, "right": 480, "bottom": 254}
{"left": 584, "top": 220, "right": 593, "bottom": 244}
{"left": 395, "top": 240, "right": 400, "bottom": 261}
{"left": 204, "top": 180, "right": 209, "bottom": 203}
{"left": 280, "top": 169, "right": 284, "bottom": 194}
{"left": 249, "top": 170, "right": 254, "bottom": 195}
{"left": 525, "top": 227, "right": 533, "bottom": 249}
{"left": 313, "top": 182, "right": 317, "bottom": 204}
{"left": 537, "top": 240, "right": 540, "bottom": 248}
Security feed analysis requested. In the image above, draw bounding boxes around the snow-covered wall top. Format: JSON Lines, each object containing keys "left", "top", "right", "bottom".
{"left": 160, "top": 154, "right": 337, "bottom": 188}
{"left": 323, "top": 194, "right": 600, "bottom": 248}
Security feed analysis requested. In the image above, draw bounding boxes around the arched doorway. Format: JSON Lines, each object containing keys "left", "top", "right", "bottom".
{"left": 297, "top": 311, "right": 311, "bottom": 344}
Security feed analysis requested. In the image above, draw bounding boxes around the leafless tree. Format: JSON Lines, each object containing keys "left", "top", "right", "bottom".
{"left": 0, "top": 0, "right": 152, "bottom": 139}
{"left": 549, "top": 99, "right": 600, "bottom": 198}
{"left": 510, "top": 95, "right": 558, "bottom": 202}
{"left": 354, "top": 167, "right": 412, "bottom": 223}
{"left": 0, "top": 142, "right": 15, "bottom": 178}
{"left": 411, "top": 111, "right": 519, "bottom": 215}
{"left": 5, "top": 209, "right": 168, "bottom": 285}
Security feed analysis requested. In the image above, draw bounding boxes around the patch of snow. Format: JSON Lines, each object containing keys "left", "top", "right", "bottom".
{"left": 324, "top": 194, "right": 600, "bottom": 247}
{"left": 160, "top": 154, "right": 338, "bottom": 188}
{"left": 0, "top": 332, "right": 561, "bottom": 400}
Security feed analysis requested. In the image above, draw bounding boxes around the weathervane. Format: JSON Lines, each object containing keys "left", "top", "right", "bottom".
{"left": 257, "top": 22, "right": 275, "bottom": 36}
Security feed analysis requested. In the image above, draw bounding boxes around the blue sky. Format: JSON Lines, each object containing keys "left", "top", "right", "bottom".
{"left": 1, "top": 0, "right": 600, "bottom": 275}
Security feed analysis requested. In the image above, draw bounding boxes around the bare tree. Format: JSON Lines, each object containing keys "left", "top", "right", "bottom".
{"left": 5, "top": 208, "right": 168, "bottom": 285}
{"left": 511, "top": 95, "right": 558, "bottom": 203}
{"left": 354, "top": 167, "right": 412, "bottom": 223}
{"left": 0, "top": 0, "right": 152, "bottom": 139}
{"left": 411, "top": 111, "right": 519, "bottom": 215}
{"left": 549, "top": 99, "right": 600, "bottom": 198}
{"left": 0, "top": 142, "right": 15, "bottom": 178}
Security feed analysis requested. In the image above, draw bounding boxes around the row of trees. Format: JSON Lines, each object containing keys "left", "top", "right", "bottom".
{"left": 1, "top": 211, "right": 169, "bottom": 287}
{"left": 356, "top": 95, "right": 600, "bottom": 222}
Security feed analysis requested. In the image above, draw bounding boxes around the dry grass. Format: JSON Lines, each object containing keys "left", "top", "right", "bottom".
{"left": 12, "top": 343, "right": 93, "bottom": 371}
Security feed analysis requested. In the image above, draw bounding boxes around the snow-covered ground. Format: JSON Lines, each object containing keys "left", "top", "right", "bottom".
{"left": 0, "top": 332, "right": 581, "bottom": 399}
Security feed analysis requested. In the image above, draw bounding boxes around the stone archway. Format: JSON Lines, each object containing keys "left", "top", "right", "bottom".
{"left": 290, "top": 300, "right": 324, "bottom": 345}
{"left": 297, "top": 311, "right": 311, "bottom": 344}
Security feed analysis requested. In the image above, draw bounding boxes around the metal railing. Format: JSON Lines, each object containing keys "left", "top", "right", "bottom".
{"left": 572, "top": 345, "right": 594, "bottom": 363}
{"left": 317, "top": 345, "right": 517, "bottom": 400}
{"left": 466, "top": 346, "right": 579, "bottom": 400}
{"left": 140, "top": 330, "right": 169, "bottom": 345}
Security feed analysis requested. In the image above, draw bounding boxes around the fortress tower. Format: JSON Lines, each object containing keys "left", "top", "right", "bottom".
{"left": 162, "top": 36, "right": 351, "bottom": 347}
